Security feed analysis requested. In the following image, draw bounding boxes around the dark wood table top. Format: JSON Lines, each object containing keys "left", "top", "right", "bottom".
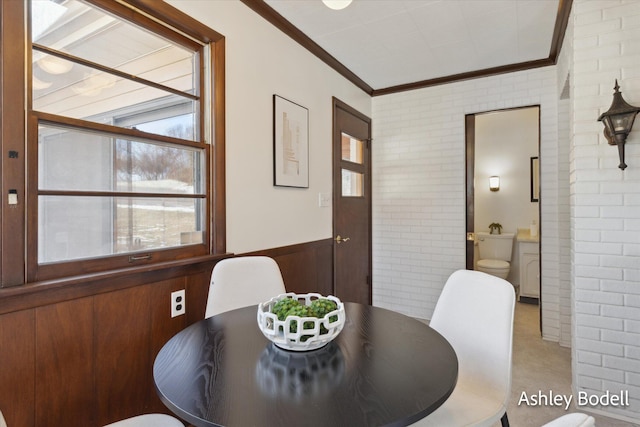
{"left": 153, "top": 302, "right": 457, "bottom": 427}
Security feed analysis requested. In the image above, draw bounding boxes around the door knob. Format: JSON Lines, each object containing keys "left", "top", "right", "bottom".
{"left": 335, "top": 235, "right": 350, "bottom": 244}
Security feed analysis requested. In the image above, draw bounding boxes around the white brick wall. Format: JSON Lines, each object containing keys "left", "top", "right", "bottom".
{"left": 559, "top": 95, "right": 573, "bottom": 348}
{"left": 557, "top": 13, "right": 574, "bottom": 349}
{"left": 570, "top": 0, "right": 640, "bottom": 421}
{"left": 372, "top": 0, "right": 640, "bottom": 421}
{"left": 372, "top": 67, "right": 563, "bottom": 336}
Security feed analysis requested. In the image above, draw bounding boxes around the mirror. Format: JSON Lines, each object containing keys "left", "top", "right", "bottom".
{"left": 531, "top": 157, "right": 539, "bottom": 202}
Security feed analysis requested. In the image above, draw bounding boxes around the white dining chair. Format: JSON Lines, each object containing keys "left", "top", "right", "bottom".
{"left": 541, "top": 413, "right": 596, "bottom": 427}
{"left": 411, "top": 269, "right": 515, "bottom": 427}
{"left": 103, "top": 414, "right": 184, "bottom": 427}
{"left": 0, "top": 410, "right": 182, "bottom": 427}
{"left": 205, "top": 256, "right": 286, "bottom": 318}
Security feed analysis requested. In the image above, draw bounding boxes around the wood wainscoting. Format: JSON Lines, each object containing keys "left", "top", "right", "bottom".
{"left": 0, "top": 239, "right": 332, "bottom": 426}
{"left": 243, "top": 238, "right": 334, "bottom": 296}
{"left": 0, "top": 256, "right": 220, "bottom": 426}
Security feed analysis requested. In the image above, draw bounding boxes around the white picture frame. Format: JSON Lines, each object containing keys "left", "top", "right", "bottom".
{"left": 273, "top": 95, "right": 309, "bottom": 188}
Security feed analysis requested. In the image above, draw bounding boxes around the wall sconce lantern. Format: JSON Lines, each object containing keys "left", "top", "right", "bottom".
{"left": 597, "top": 80, "right": 640, "bottom": 170}
{"left": 489, "top": 176, "right": 500, "bottom": 192}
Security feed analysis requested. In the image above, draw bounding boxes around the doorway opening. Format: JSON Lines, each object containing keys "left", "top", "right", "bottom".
{"left": 466, "top": 106, "right": 541, "bottom": 331}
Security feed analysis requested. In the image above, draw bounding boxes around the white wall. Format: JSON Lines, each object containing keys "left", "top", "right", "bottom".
{"left": 569, "top": 0, "right": 640, "bottom": 421}
{"left": 556, "top": 4, "right": 574, "bottom": 351}
{"left": 372, "top": 67, "right": 561, "bottom": 330}
{"left": 168, "top": 0, "right": 371, "bottom": 254}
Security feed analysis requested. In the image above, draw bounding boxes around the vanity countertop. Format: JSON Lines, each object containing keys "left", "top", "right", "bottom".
{"left": 517, "top": 228, "right": 539, "bottom": 243}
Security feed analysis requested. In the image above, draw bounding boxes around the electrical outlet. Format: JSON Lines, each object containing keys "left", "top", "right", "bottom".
{"left": 171, "top": 289, "right": 186, "bottom": 318}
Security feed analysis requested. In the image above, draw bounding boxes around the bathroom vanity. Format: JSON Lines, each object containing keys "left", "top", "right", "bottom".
{"left": 517, "top": 229, "right": 540, "bottom": 302}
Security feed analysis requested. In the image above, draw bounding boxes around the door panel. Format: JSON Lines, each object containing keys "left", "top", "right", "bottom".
{"left": 465, "top": 114, "right": 475, "bottom": 270}
{"left": 333, "top": 98, "right": 371, "bottom": 304}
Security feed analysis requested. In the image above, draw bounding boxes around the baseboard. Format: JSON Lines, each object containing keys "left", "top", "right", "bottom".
{"left": 519, "top": 296, "right": 539, "bottom": 305}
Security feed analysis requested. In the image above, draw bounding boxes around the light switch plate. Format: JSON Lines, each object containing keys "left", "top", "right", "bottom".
{"left": 318, "top": 193, "right": 331, "bottom": 207}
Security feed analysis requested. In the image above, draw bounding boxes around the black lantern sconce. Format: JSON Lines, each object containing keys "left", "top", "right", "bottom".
{"left": 597, "top": 80, "right": 640, "bottom": 170}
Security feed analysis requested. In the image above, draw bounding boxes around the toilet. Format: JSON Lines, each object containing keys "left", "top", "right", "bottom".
{"left": 476, "top": 231, "right": 515, "bottom": 280}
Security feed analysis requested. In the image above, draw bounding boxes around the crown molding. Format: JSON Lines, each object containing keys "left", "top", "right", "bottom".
{"left": 239, "top": 0, "right": 373, "bottom": 95}
{"left": 241, "top": 0, "right": 573, "bottom": 97}
{"left": 372, "top": 58, "right": 556, "bottom": 96}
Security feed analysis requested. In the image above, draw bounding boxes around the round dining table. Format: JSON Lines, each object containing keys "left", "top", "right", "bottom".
{"left": 153, "top": 302, "right": 458, "bottom": 427}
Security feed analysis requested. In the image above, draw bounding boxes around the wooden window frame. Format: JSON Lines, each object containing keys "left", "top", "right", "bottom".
{"left": 0, "top": 0, "right": 226, "bottom": 286}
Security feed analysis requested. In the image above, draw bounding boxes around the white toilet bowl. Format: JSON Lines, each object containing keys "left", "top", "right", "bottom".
{"left": 476, "top": 259, "right": 510, "bottom": 279}
{"left": 475, "top": 231, "right": 514, "bottom": 280}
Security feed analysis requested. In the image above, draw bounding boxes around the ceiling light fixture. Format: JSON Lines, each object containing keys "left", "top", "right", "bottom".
{"left": 71, "top": 72, "right": 116, "bottom": 96}
{"left": 597, "top": 80, "right": 640, "bottom": 170}
{"left": 32, "top": 76, "right": 52, "bottom": 90}
{"left": 322, "top": 0, "right": 352, "bottom": 10}
{"left": 37, "top": 56, "right": 73, "bottom": 75}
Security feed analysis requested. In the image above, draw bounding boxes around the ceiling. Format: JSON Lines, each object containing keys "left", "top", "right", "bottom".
{"left": 250, "top": 0, "right": 569, "bottom": 95}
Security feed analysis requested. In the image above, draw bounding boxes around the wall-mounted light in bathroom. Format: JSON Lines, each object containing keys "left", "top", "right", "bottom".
{"left": 597, "top": 80, "right": 640, "bottom": 170}
{"left": 489, "top": 176, "right": 500, "bottom": 192}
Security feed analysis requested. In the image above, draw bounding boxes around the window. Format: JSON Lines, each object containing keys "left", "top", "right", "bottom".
{"left": 340, "top": 133, "right": 365, "bottom": 197}
{"left": 18, "top": 0, "right": 225, "bottom": 281}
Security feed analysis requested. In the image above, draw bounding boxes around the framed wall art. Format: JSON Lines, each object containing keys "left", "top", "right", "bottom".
{"left": 273, "top": 95, "right": 309, "bottom": 188}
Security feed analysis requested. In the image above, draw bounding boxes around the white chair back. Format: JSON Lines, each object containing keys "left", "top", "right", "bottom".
{"left": 429, "top": 269, "right": 516, "bottom": 419}
{"left": 0, "top": 410, "right": 182, "bottom": 427}
{"left": 541, "top": 413, "right": 596, "bottom": 427}
{"left": 205, "top": 256, "right": 286, "bottom": 318}
{"left": 103, "top": 414, "right": 184, "bottom": 427}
